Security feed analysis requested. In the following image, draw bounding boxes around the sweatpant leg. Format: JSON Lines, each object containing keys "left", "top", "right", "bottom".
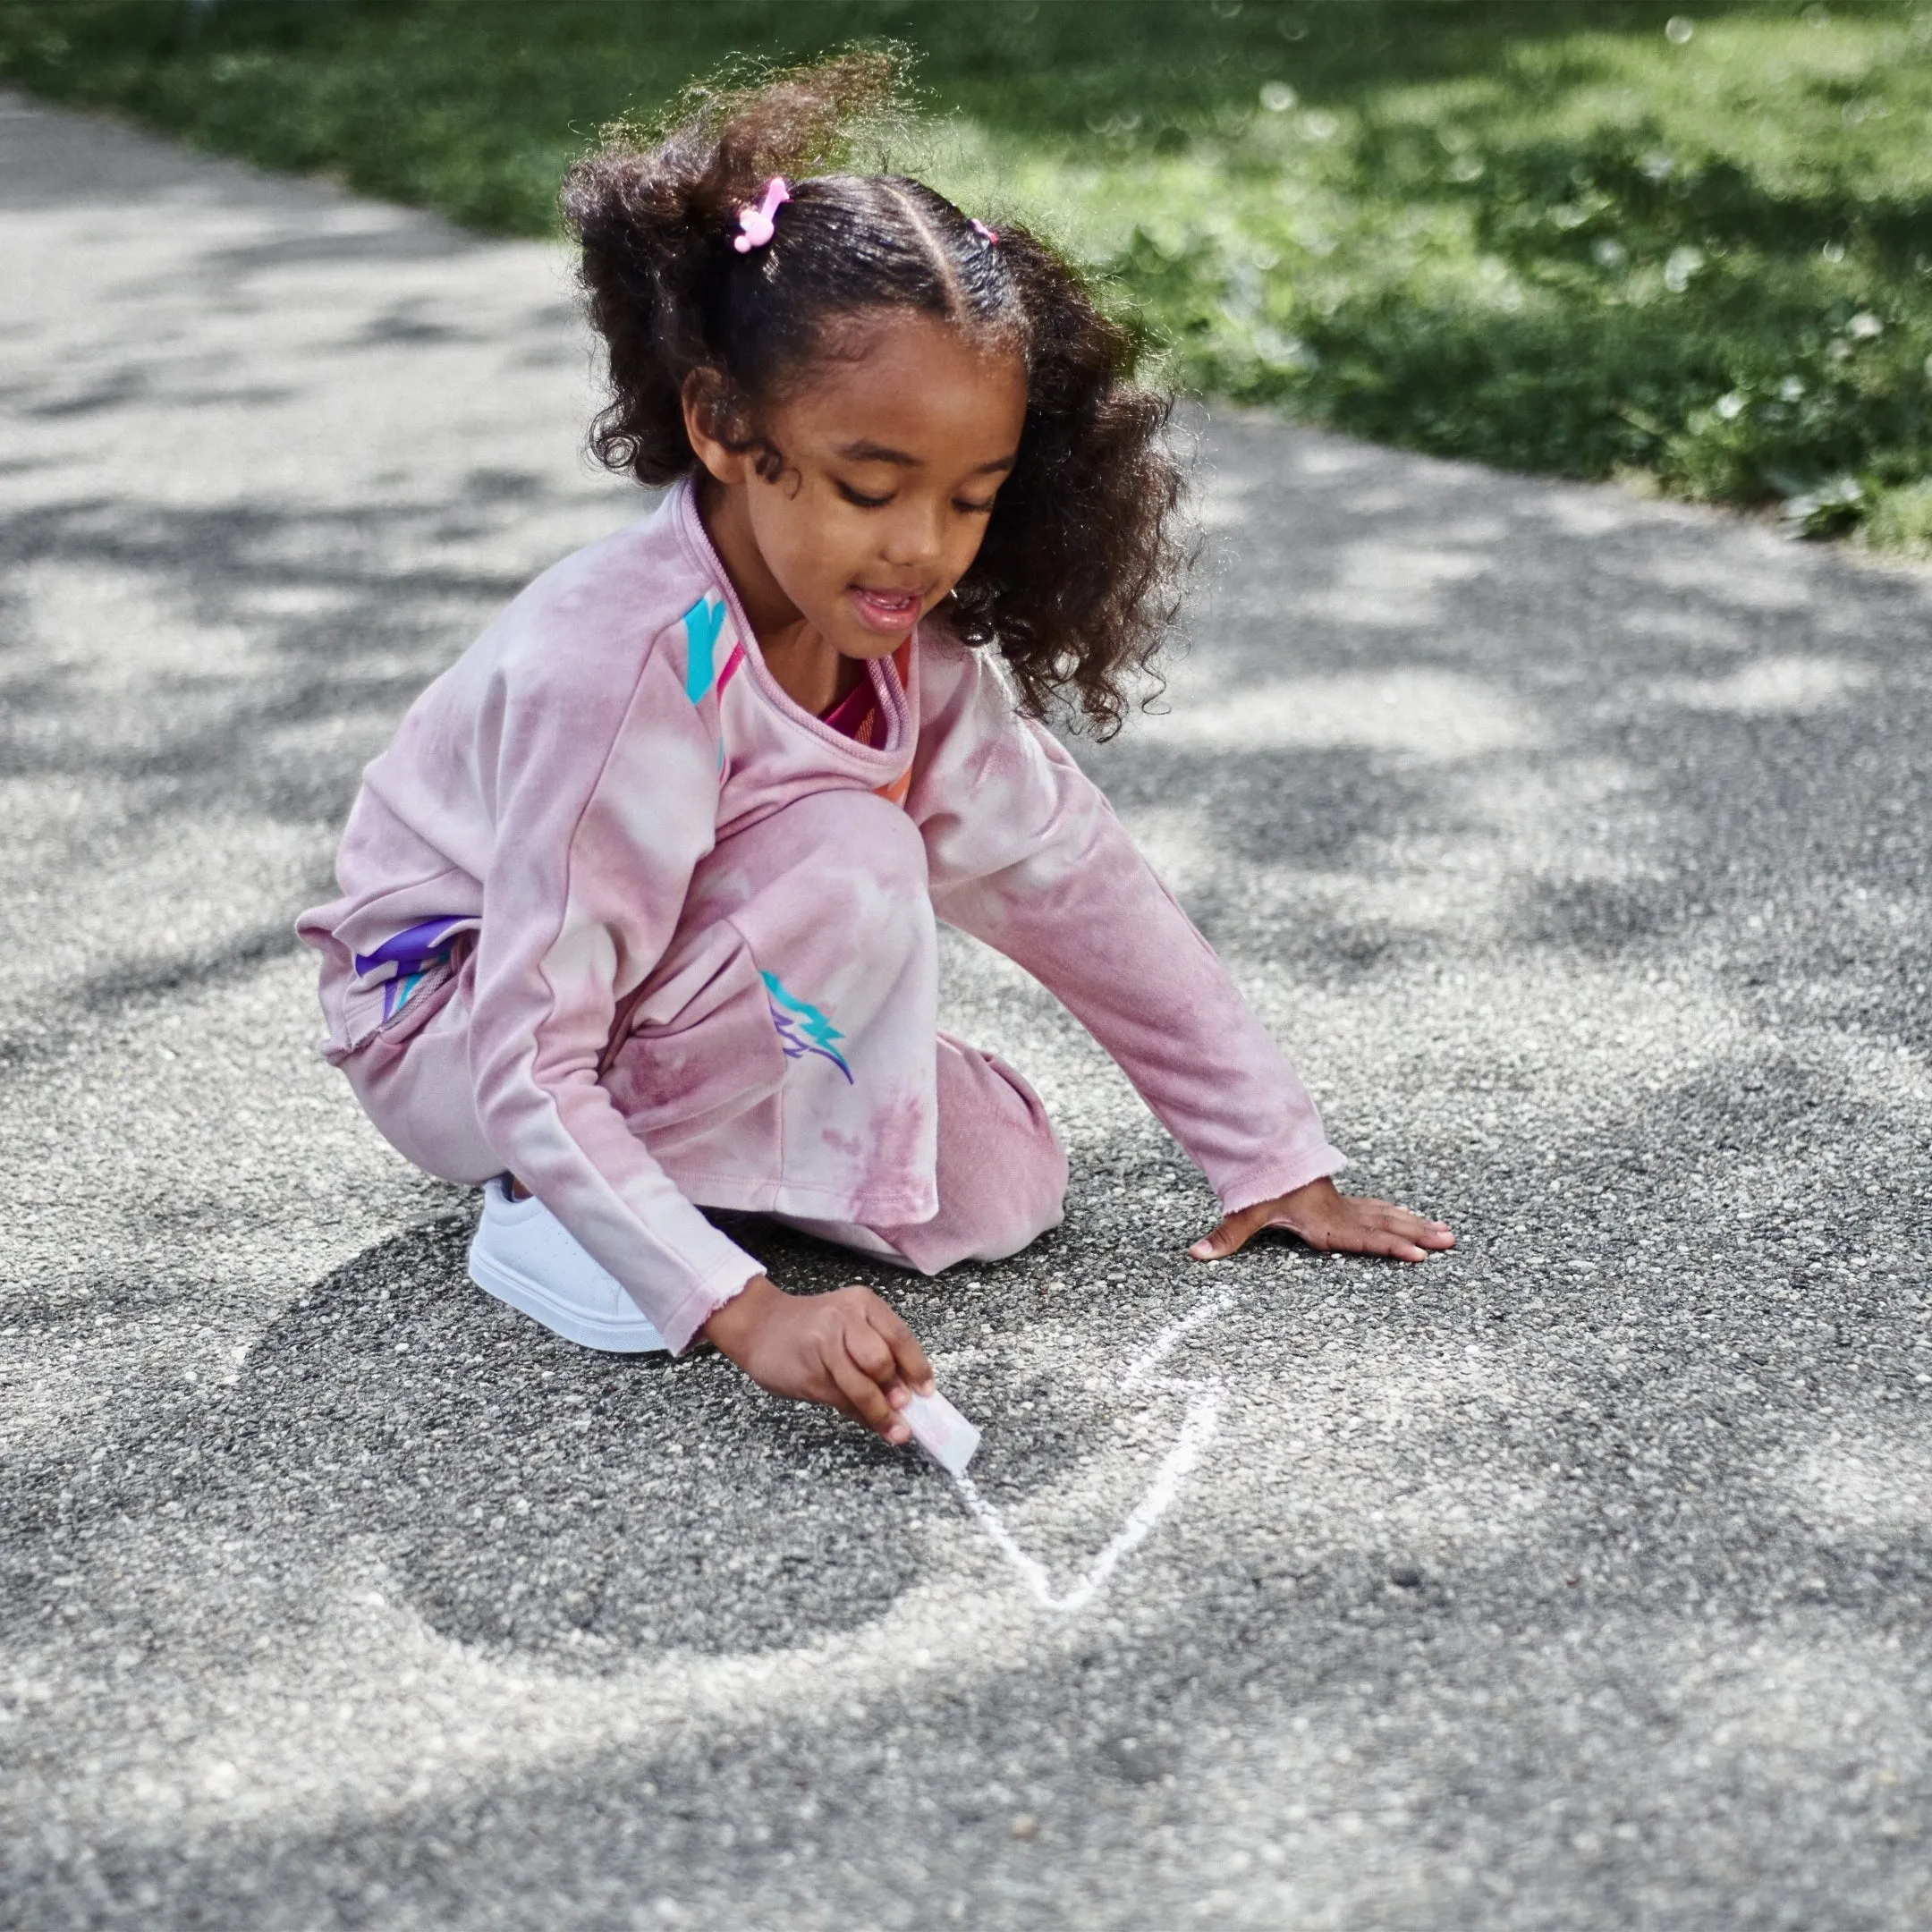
{"left": 780, "top": 1029, "right": 1068, "bottom": 1274}
{"left": 341, "top": 958, "right": 500, "bottom": 1185}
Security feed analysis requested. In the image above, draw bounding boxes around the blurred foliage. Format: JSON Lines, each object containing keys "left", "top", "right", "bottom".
{"left": 4, "top": 0, "right": 1929, "bottom": 550}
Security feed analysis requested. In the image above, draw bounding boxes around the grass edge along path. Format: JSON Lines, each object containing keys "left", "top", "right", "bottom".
{"left": 4, "top": 0, "right": 1929, "bottom": 558}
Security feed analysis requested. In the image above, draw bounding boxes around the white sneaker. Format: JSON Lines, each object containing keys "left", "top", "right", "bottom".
{"left": 467, "top": 1177, "right": 667, "bottom": 1352}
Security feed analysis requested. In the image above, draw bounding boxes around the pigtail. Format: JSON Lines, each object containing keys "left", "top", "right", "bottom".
{"left": 949, "top": 226, "right": 1186, "bottom": 738}
{"left": 559, "top": 52, "right": 900, "bottom": 485}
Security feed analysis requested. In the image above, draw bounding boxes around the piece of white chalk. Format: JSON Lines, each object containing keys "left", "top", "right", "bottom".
{"left": 902, "top": 1389, "right": 981, "bottom": 1475}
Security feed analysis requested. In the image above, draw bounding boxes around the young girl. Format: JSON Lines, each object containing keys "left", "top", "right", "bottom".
{"left": 297, "top": 57, "right": 1452, "bottom": 1452}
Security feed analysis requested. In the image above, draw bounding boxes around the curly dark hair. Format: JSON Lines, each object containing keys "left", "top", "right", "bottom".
{"left": 560, "top": 53, "right": 1186, "bottom": 735}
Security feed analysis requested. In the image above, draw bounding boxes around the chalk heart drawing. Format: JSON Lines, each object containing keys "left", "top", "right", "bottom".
{"left": 947, "top": 1292, "right": 1235, "bottom": 1614}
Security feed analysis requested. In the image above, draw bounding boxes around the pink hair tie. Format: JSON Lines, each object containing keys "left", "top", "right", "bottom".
{"left": 970, "top": 218, "right": 999, "bottom": 246}
{"left": 733, "top": 177, "right": 791, "bottom": 253}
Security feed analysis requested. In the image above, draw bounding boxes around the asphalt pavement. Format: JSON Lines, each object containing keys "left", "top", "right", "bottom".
{"left": 4, "top": 90, "right": 1931, "bottom": 1931}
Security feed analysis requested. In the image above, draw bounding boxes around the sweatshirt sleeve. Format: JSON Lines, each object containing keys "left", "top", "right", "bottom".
{"left": 907, "top": 644, "right": 1345, "bottom": 1211}
{"left": 463, "top": 625, "right": 763, "bottom": 1352}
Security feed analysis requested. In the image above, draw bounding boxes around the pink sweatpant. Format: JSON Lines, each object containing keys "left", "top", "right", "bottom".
{"left": 344, "top": 792, "right": 1068, "bottom": 1275}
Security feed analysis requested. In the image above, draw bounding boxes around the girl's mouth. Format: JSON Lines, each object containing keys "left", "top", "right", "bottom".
{"left": 848, "top": 586, "right": 925, "bottom": 635}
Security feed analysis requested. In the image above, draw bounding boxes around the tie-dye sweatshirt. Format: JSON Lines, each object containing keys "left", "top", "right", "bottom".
{"left": 298, "top": 479, "right": 1344, "bottom": 1349}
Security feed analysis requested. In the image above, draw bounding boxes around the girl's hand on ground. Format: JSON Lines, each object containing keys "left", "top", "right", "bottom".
{"left": 701, "top": 1275, "right": 936, "bottom": 1445}
{"left": 1190, "top": 1177, "right": 1453, "bottom": 1265}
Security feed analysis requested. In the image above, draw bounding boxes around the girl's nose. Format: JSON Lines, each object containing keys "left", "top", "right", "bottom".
{"left": 879, "top": 501, "right": 946, "bottom": 571}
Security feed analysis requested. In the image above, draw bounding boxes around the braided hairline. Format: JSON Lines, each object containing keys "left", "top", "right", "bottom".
{"left": 873, "top": 178, "right": 1026, "bottom": 352}
{"left": 873, "top": 179, "right": 966, "bottom": 318}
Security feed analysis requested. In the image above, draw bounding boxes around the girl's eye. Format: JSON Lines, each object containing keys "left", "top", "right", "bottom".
{"left": 835, "top": 480, "right": 893, "bottom": 508}
{"left": 954, "top": 498, "right": 998, "bottom": 516}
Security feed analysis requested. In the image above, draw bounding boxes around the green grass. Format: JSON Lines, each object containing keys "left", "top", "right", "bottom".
{"left": 5, "top": 0, "right": 1930, "bottom": 553}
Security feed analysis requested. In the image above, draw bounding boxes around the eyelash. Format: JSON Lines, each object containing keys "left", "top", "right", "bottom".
{"left": 835, "top": 481, "right": 998, "bottom": 515}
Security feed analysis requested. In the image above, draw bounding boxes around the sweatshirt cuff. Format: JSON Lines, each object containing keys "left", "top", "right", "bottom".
{"left": 1215, "top": 1143, "right": 1348, "bottom": 1218}
{"left": 653, "top": 1246, "right": 767, "bottom": 1356}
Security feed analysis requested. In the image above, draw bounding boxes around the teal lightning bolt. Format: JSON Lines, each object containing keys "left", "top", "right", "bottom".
{"left": 760, "top": 970, "right": 854, "bottom": 1083}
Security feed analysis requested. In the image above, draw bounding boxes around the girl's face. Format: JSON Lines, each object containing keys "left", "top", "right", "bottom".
{"left": 689, "top": 310, "right": 1028, "bottom": 663}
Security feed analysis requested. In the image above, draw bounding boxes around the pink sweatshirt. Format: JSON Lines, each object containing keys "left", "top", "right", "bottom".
{"left": 298, "top": 480, "right": 1344, "bottom": 1346}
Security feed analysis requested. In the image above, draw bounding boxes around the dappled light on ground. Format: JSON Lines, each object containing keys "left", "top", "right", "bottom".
{"left": 4, "top": 94, "right": 1931, "bottom": 1932}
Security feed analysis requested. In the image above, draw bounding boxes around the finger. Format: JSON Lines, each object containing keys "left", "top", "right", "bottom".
{"left": 826, "top": 1342, "right": 909, "bottom": 1443}
{"left": 1343, "top": 1219, "right": 1431, "bottom": 1263}
{"left": 1377, "top": 1233, "right": 1432, "bottom": 1263}
{"left": 820, "top": 1389, "right": 863, "bottom": 1425}
{"left": 865, "top": 1301, "right": 934, "bottom": 1394}
{"left": 826, "top": 1345, "right": 897, "bottom": 1435}
{"left": 842, "top": 1313, "right": 898, "bottom": 1387}
{"left": 799, "top": 1360, "right": 864, "bottom": 1425}
{"left": 1188, "top": 1200, "right": 1277, "bottom": 1261}
{"left": 1366, "top": 1207, "right": 1453, "bottom": 1257}
{"left": 1364, "top": 1200, "right": 1456, "bottom": 1248}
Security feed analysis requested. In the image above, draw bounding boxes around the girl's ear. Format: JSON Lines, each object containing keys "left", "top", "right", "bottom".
{"left": 681, "top": 369, "right": 751, "bottom": 486}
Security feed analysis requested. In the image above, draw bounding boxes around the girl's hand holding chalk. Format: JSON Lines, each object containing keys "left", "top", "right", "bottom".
{"left": 1190, "top": 1176, "right": 1453, "bottom": 1266}
{"left": 702, "top": 1275, "right": 935, "bottom": 1446}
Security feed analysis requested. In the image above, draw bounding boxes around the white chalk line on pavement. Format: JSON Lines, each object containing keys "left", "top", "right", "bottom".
{"left": 948, "top": 1291, "right": 1236, "bottom": 1614}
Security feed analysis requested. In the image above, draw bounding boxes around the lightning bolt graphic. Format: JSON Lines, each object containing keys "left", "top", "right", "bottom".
{"left": 759, "top": 970, "right": 854, "bottom": 1082}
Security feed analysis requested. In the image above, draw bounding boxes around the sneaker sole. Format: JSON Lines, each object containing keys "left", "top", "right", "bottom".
{"left": 467, "top": 1232, "right": 668, "bottom": 1354}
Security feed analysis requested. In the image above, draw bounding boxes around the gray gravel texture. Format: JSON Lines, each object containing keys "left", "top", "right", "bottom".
{"left": 4, "top": 92, "right": 1932, "bottom": 1932}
